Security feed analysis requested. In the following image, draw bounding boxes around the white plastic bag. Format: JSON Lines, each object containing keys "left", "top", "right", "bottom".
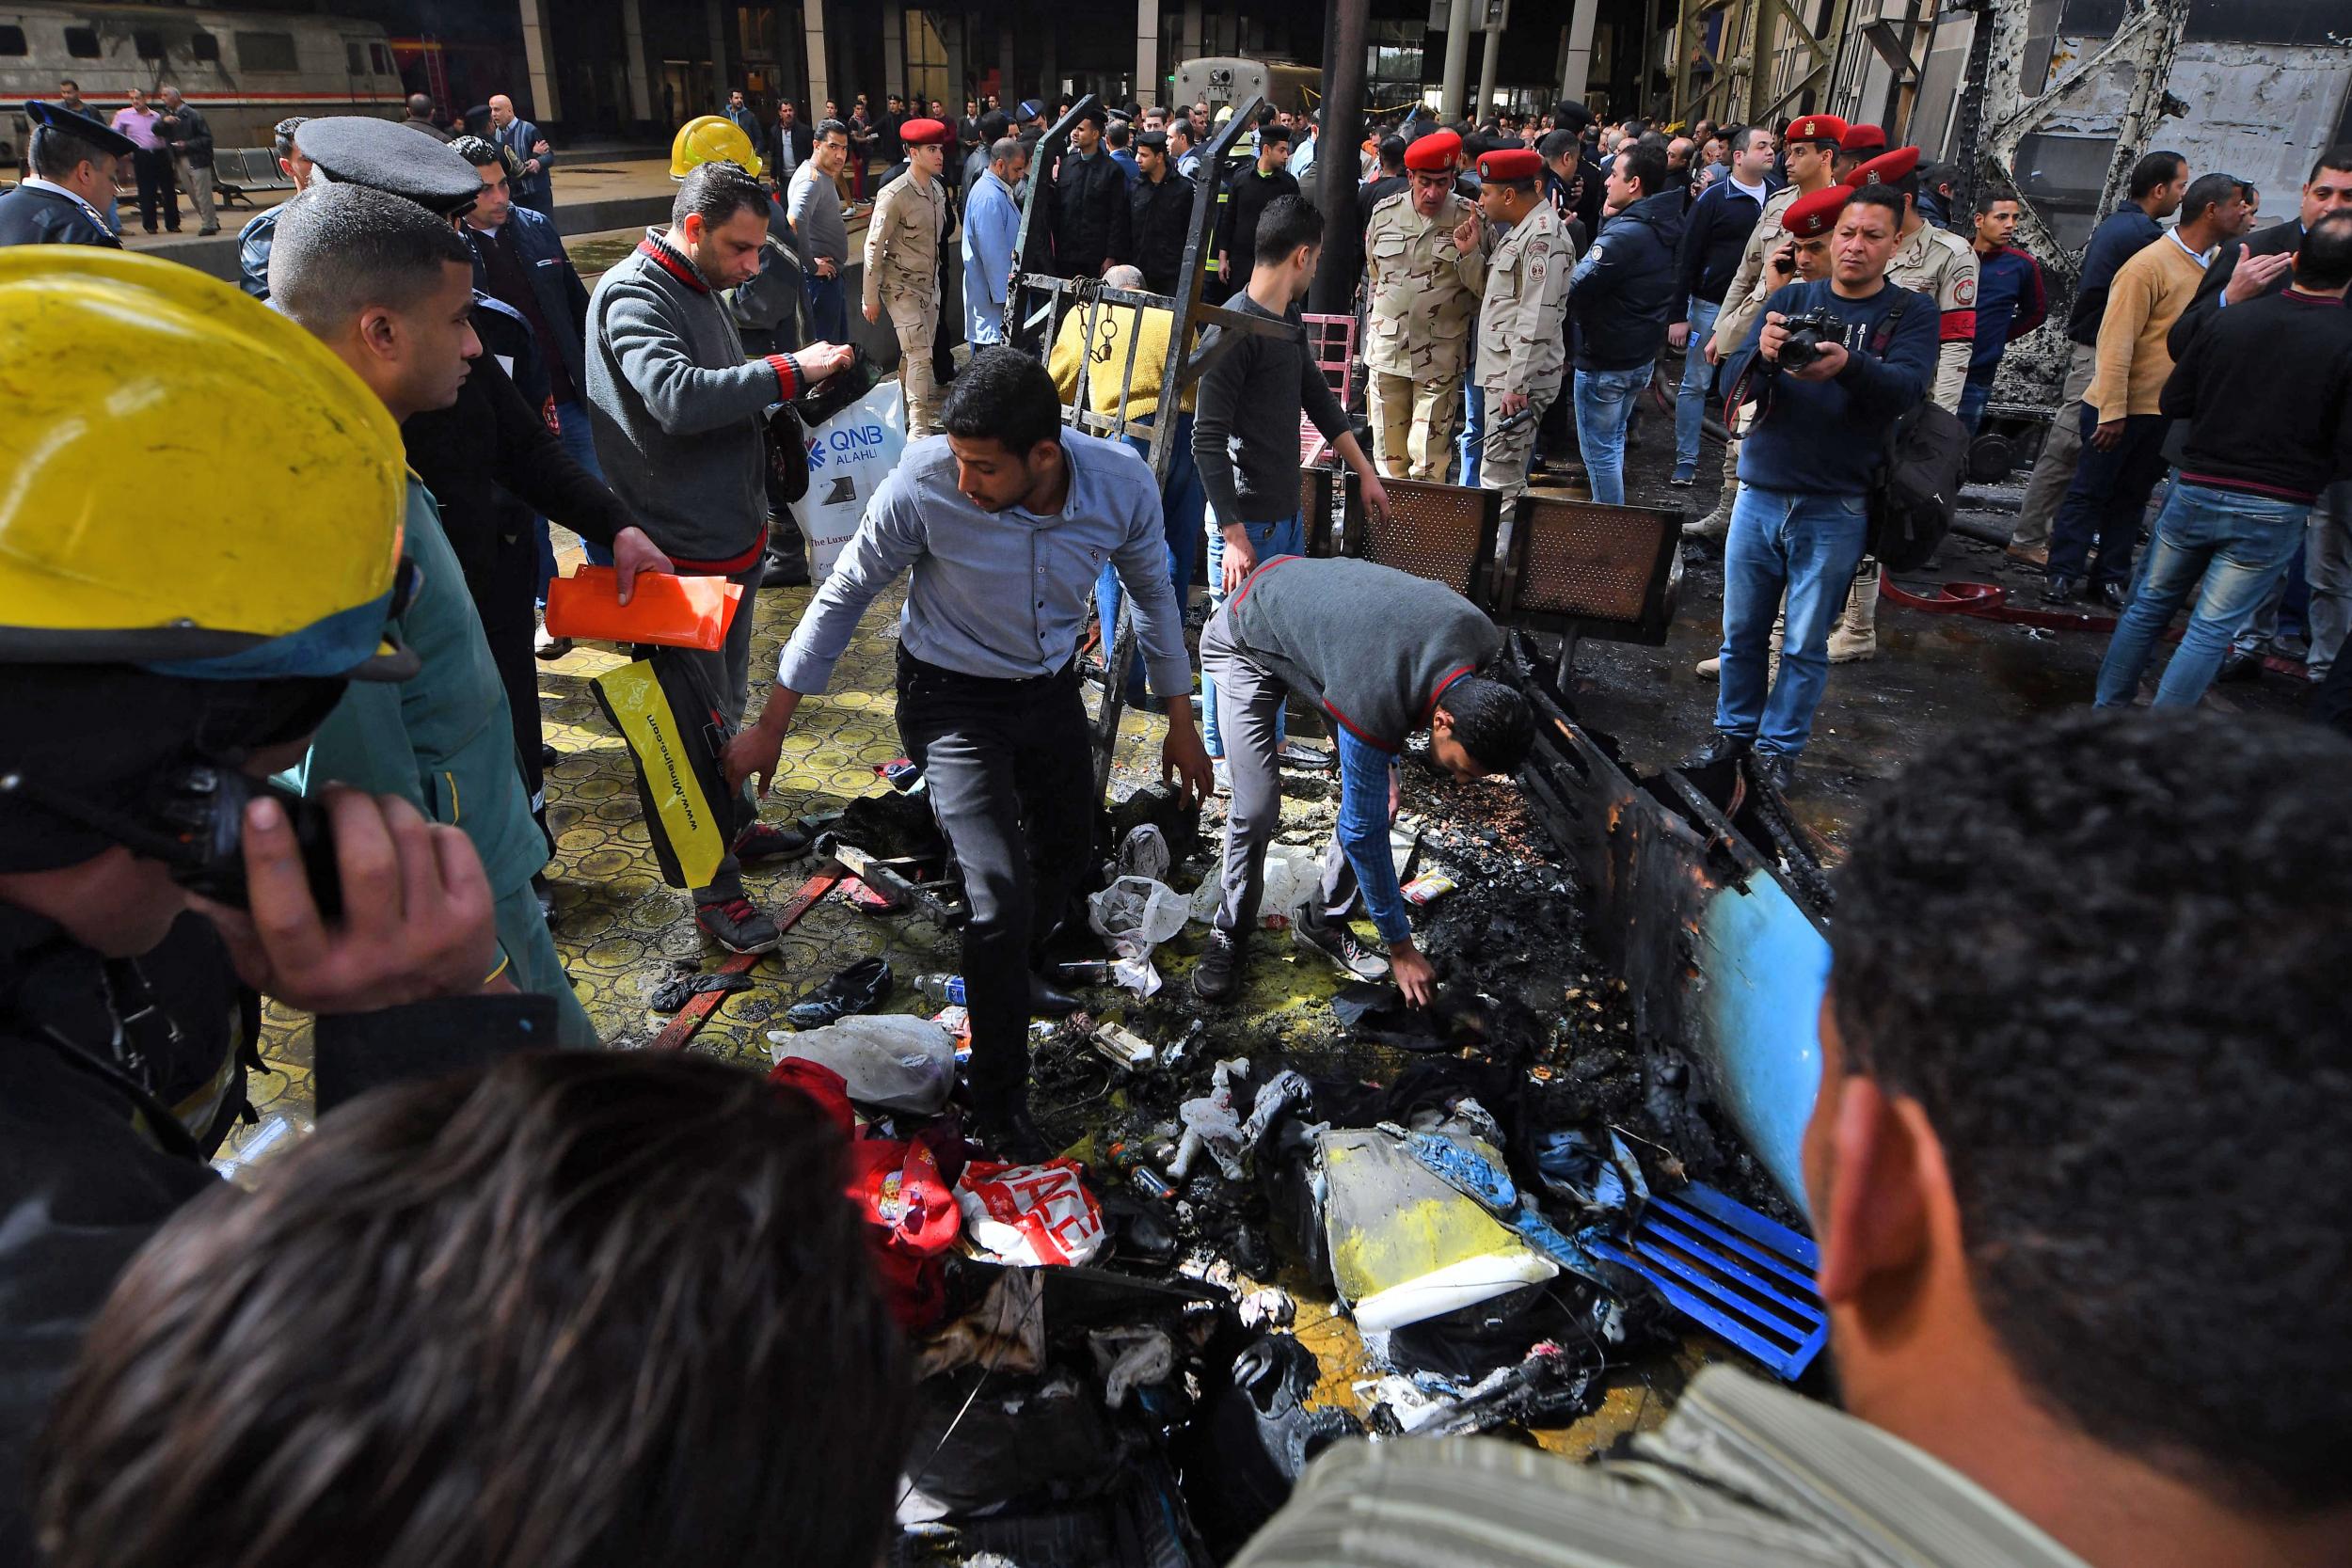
{"left": 1088, "top": 875, "right": 1190, "bottom": 958}
{"left": 792, "top": 378, "right": 909, "bottom": 579}
{"left": 768, "top": 1014, "right": 956, "bottom": 1116}
{"left": 1187, "top": 844, "right": 1320, "bottom": 927}
{"left": 955, "top": 1159, "right": 1107, "bottom": 1266}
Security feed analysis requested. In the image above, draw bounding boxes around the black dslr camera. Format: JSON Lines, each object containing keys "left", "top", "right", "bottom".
{"left": 0, "top": 764, "right": 342, "bottom": 918}
{"left": 1776, "top": 309, "right": 1844, "bottom": 371}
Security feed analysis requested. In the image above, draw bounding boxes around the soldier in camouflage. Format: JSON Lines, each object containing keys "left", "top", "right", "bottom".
{"left": 864, "top": 117, "right": 954, "bottom": 437}
{"left": 1364, "top": 128, "right": 1488, "bottom": 482}
{"left": 1472, "top": 148, "right": 1573, "bottom": 499}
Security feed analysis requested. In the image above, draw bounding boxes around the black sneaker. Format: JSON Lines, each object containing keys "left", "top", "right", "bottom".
{"left": 1276, "top": 740, "right": 1334, "bottom": 771}
{"left": 785, "top": 956, "right": 892, "bottom": 1028}
{"left": 695, "top": 895, "right": 780, "bottom": 953}
{"left": 1677, "top": 732, "right": 1751, "bottom": 771}
{"left": 732, "top": 820, "right": 812, "bottom": 863}
{"left": 1193, "top": 927, "right": 1247, "bottom": 1002}
{"left": 1293, "top": 914, "right": 1390, "bottom": 981}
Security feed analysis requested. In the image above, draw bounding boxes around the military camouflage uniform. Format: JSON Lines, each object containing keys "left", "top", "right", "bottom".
{"left": 1364, "top": 189, "right": 1486, "bottom": 482}
{"left": 1474, "top": 202, "right": 1571, "bottom": 497}
{"left": 1885, "top": 218, "right": 1980, "bottom": 414}
{"left": 864, "top": 166, "right": 950, "bottom": 437}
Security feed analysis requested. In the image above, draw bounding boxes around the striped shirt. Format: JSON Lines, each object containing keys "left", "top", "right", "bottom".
{"left": 1233, "top": 1368, "right": 2091, "bottom": 1568}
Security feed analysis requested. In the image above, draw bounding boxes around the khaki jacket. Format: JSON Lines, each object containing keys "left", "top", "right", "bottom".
{"left": 1476, "top": 203, "right": 1571, "bottom": 396}
{"left": 1364, "top": 189, "right": 1487, "bottom": 382}
{"left": 863, "top": 169, "right": 947, "bottom": 313}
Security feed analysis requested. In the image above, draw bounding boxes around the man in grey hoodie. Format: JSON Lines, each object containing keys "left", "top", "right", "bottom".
{"left": 586, "top": 160, "right": 851, "bottom": 954}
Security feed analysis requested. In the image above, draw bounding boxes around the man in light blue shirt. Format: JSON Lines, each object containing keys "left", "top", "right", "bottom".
{"left": 727, "top": 350, "right": 1212, "bottom": 1157}
{"left": 962, "top": 135, "right": 1028, "bottom": 345}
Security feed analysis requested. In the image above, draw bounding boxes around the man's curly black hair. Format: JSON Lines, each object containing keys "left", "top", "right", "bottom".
{"left": 1828, "top": 708, "right": 2352, "bottom": 1511}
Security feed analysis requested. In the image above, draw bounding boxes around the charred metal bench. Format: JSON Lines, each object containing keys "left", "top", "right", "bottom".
{"left": 1323, "top": 473, "right": 1684, "bottom": 666}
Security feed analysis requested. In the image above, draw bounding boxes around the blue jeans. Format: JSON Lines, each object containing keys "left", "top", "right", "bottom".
{"left": 1093, "top": 413, "right": 1205, "bottom": 705}
{"left": 1201, "top": 510, "right": 1301, "bottom": 757}
{"left": 1457, "top": 381, "right": 1486, "bottom": 489}
{"left": 1958, "top": 375, "right": 1993, "bottom": 436}
{"left": 2049, "top": 404, "right": 2170, "bottom": 590}
{"left": 1572, "top": 365, "right": 1650, "bottom": 507}
{"left": 803, "top": 271, "right": 849, "bottom": 344}
{"left": 538, "top": 400, "right": 612, "bottom": 600}
{"left": 2095, "top": 483, "right": 2310, "bottom": 709}
{"left": 1673, "top": 297, "right": 1721, "bottom": 472}
{"left": 1716, "top": 486, "right": 1870, "bottom": 756}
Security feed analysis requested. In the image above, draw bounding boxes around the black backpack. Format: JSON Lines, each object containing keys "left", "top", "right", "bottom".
{"left": 1864, "top": 295, "right": 1969, "bottom": 570}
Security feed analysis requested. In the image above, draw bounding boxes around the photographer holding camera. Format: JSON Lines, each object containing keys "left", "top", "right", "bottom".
{"left": 0, "top": 247, "right": 564, "bottom": 1563}
{"left": 1682, "top": 182, "right": 1936, "bottom": 790}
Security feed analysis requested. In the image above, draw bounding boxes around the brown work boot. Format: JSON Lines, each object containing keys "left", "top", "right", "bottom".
{"left": 1828, "top": 560, "right": 1881, "bottom": 664}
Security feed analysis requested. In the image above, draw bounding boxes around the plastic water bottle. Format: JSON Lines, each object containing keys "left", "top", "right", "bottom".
{"left": 913, "top": 974, "right": 967, "bottom": 1006}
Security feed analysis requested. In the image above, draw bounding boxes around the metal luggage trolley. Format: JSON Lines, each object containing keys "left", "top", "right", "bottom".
{"left": 1004, "top": 92, "right": 1293, "bottom": 800}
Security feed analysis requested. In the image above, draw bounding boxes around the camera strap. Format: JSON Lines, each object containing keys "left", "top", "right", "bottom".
{"left": 1868, "top": 293, "right": 1914, "bottom": 357}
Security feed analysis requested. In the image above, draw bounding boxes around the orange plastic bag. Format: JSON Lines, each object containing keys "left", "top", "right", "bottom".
{"left": 542, "top": 567, "right": 742, "bottom": 651}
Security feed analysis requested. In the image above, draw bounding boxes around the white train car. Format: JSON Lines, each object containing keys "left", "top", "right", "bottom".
{"left": 1, "top": 1, "right": 405, "bottom": 157}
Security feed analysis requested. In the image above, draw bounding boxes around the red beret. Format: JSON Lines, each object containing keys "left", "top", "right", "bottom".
{"left": 898, "top": 118, "right": 952, "bottom": 147}
{"left": 1839, "top": 122, "right": 1888, "bottom": 155}
{"left": 1404, "top": 129, "right": 1464, "bottom": 172}
{"left": 1845, "top": 145, "right": 1921, "bottom": 188}
{"left": 1782, "top": 184, "right": 1853, "bottom": 239}
{"left": 1783, "top": 114, "right": 1848, "bottom": 146}
{"left": 1478, "top": 147, "right": 1543, "bottom": 182}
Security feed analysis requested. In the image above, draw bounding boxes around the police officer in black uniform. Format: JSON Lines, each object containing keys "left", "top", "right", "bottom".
{"left": 0, "top": 102, "right": 132, "bottom": 247}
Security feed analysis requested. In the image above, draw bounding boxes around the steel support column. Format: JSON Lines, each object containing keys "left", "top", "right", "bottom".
{"left": 1441, "top": 0, "right": 1474, "bottom": 120}
{"left": 517, "top": 0, "right": 561, "bottom": 121}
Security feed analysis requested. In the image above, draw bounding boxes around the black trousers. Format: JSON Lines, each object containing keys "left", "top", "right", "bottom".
{"left": 131, "top": 148, "right": 178, "bottom": 231}
{"left": 895, "top": 648, "right": 1094, "bottom": 1104}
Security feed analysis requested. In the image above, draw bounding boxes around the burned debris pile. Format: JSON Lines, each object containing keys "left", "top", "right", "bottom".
{"left": 760, "top": 738, "right": 1817, "bottom": 1565}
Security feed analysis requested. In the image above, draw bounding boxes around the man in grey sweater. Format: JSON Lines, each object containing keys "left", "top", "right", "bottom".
{"left": 587, "top": 160, "right": 850, "bottom": 953}
{"left": 788, "top": 119, "right": 854, "bottom": 341}
{"left": 1192, "top": 195, "right": 1391, "bottom": 775}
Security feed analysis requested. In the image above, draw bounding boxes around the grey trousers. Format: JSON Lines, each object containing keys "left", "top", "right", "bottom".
{"left": 175, "top": 158, "right": 216, "bottom": 229}
{"left": 2013, "top": 341, "right": 2098, "bottom": 549}
{"left": 1201, "top": 607, "right": 1353, "bottom": 936}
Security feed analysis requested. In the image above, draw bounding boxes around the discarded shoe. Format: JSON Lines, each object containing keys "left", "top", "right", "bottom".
{"left": 695, "top": 895, "right": 780, "bottom": 954}
{"left": 1678, "top": 732, "right": 1751, "bottom": 770}
{"left": 1751, "top": 751, "right": 1797, "bottom": 793}
{"left": 1026, "top": 974, "right": 1083, "bottom": 1017}
{"left": 1193, "top": 927, "right": 1246, "bottom": 1003}
{"left": 1276, "top": 739, "right": 1333, "bottom": 770}
{"left": 785, "top": 955, "right": 893, "bottom": 1028}
{"left": 733, "top": 819, "right": 812, "bottom": 863}
{"left": 1293, "top": 914, "right": 1390, "bottom": 981}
